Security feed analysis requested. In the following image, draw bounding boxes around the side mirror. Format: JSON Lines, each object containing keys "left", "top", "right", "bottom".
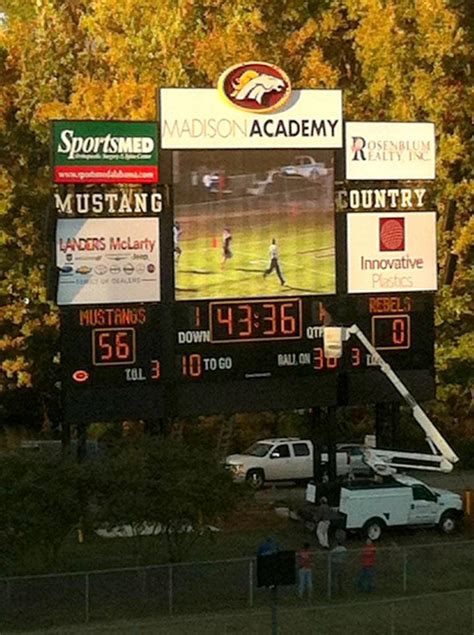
{"left": 270, "top": 451, "right": 280, "bottom": 459}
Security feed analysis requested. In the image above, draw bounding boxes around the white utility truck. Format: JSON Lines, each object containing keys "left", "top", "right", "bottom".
{"left": 338, "top": 474, "right": 462, "bottom": 539}
{"left": 298, "top": 325, "right": 463, "bottom": 539}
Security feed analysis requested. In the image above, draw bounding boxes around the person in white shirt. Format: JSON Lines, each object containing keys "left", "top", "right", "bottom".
{"left": 173, "top": 221, "right": 182, "bottom": 262}
{"left": 263, "top": 238, "right": 285, "bottom": 285}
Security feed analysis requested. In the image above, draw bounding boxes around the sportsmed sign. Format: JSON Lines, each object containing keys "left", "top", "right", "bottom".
{"left": 52, "top": 121, "right": 159, "bottom": 183}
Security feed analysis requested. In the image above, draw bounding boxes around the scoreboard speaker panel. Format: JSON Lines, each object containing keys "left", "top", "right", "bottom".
{"left": 174, "top": 375, "right": 339, "bottom": 417}
{"left": 345, "top": 369, "right": 435, "bottom": 406}
{"left": 63, "top": 385, "right": 164, "bottom": 424}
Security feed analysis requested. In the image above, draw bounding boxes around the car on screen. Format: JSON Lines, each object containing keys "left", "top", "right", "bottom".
{"left": 246, "top": 169, "right": 282, "bottom": 195}
{"left": 225, "top": 438, "right": 356, "bottom": 489}
{"left": 280, "top": 155, "right": 328, "bottom": 179}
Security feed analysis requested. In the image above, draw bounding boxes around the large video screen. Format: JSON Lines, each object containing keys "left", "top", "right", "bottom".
{"left": 173, "top": 149, "right": 335, "bottom": 300}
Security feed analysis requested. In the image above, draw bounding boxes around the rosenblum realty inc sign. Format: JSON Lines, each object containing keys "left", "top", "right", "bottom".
{"left": 345, "top": 122, "right": 435, "bottom": 181}
{"left": 347, "top": 211, "right": 437, "bottom": 293}
{"left": 52, "top": 121, "right": 158, "bottom": 184}
{"left": 160, "top": 61, "right": 342, "bottom": 149}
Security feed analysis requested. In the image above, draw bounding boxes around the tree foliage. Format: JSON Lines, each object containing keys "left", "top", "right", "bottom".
{"left": 0, "top": 0, "right": 472, "bottom": 430}
{"left": 0, "top": 451, "right": 82, "bottom": 571}
{"left": 92, "top": 438, "right": 246, "bottom": 562}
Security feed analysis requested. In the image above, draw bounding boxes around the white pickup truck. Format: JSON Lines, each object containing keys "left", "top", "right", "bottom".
{"left": 226, "top": 438, "right": 367, "bottom": 489}
{"left": 302, "top": 474, "right": 463, "bottom": 540}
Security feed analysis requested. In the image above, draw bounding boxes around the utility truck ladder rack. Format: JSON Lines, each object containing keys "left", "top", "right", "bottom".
{"left": 323, "top": 325, "right": 459, "bottom": 475}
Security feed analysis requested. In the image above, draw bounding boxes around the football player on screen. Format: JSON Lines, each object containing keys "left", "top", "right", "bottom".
{"left": 173, "top": 221, "right": 182, "bottom": 263}
{"left": 263, "top": 238, "right": 286, "bottom": 286}
{"left": 221, "top": 227, "right": 233, "bottom": 269}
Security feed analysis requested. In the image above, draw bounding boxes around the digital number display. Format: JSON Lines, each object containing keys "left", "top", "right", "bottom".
{"left": 92, "top": 328, "right": 136, "bottom": 365}
{"left": 210, "top": 299, "right": 302, "bottom": 342}
{"left": 174, "top": 294, "right": 434, "bottom": 385}
{"left": 371, "top": 315, "right": 411, "bottom": 350}
{"left": 61, "top": 305, "right": 162, "bottom": 388}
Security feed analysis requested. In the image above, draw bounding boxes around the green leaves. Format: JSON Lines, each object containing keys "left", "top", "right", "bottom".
{"left": 92, "top": 438, "right": 247, "bottom": 562}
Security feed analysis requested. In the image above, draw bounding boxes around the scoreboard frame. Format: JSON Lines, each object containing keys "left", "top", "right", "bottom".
{"left": 55, "top": 85, "right": 437, "bottom": 424}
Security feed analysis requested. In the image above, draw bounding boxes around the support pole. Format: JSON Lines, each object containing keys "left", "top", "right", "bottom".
{"left": 270, "top": 585, "right": 278, "bottom": 635}
{"left": 375, "top": 403, "right": 386, "bottom": 447}
{"left": 309, "top": 407, "right": 324, "bottom": 483}
{"left": 326, "top": 406, "right": 337, "bottom": 484}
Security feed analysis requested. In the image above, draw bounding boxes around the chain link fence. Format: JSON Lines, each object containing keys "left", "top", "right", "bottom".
{"left": 0, "top": 541, "right": 472, "bottom": 630}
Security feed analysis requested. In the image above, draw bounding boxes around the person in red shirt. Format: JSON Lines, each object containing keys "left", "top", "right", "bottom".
{"left": 358, "top": 538, "right": 376, "bottom": 592}
{"left": 297, "top": 542, "right": 313, "bottom": 599}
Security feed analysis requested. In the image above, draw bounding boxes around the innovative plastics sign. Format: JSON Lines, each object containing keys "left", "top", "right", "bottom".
{"left": 346, "top": 211, "right": 437, "bottom": 293}
{"left": 52, "top": 121, "right": 159, "bottom": 184}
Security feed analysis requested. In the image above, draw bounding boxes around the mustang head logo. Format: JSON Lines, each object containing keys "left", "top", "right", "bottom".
{"left": 218, "top": 62, "right": 291, "bottom": 113}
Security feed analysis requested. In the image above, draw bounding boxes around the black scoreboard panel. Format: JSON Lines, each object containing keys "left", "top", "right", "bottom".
{"left": 172, "top": 293, "right": 435, "bottom": 415}
{"left": 61, "top": 292, "right": 435, "bottom": 421}
{"left": 61, "top": 304, "right": 164, "bottom": 422}
{"left": 175, "top": 294, "right": 434, "bottom": 382}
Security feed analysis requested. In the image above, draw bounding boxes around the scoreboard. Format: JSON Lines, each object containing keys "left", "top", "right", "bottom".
{"left": 61, "top": 292, "right": 434, "bottom": 422}
{"left": 54, "top": 77, "right": 438, "bottom": 424}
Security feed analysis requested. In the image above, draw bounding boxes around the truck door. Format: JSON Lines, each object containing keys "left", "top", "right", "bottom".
{"left": 408, "top": 484, "right": 439, "bottom": 525}
{"left": 265, "top": 443, "right": 293, "bottom": 480}
{"left": 291, "top": 442, "right": 312, "bottom": 479}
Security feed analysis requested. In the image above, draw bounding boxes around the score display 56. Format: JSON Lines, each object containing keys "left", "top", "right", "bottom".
{"left": 61, "top": 306, "right": 161, "bottom": 386}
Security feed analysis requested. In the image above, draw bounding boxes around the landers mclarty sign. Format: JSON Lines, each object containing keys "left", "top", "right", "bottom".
{"left": 52, "top": 121, "right": 158, "bottom": 183}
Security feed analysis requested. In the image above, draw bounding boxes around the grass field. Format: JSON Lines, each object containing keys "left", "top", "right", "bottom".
{"left": 175, "top": 186, "right": 335, "bottom": 300}
{"left": 33, "top": 589, "right": 474, "bottom": 634}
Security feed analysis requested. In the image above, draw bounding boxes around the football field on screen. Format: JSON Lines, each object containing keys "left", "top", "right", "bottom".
{"left": 175, "top": 193, "right": 335, "bottom": 300}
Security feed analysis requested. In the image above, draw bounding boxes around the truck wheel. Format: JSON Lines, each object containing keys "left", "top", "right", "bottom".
{"left": 362, "top": 518, "right": 384, "bottom": 541}
{"left": 439, "top": 511, "right": 458, "bottom": 535}
{"left": 246, "top": 469, "right": 265, "bottom": 490}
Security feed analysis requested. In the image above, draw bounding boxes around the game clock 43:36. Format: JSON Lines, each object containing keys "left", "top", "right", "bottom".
{"left": 209, "top": 299, "right": 302, "bottom": 343}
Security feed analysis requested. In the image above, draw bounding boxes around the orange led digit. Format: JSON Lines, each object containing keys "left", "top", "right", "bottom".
{"left": 351, "top": 347, "right": 362, "bottom": 367}
{"left": 216, "top": 306, "right": 233, "bottom": 336}
{"left": 280, "top": 302, "right": 297, "bottom": 335}
{"left": 392, "top": 318, "right": 407, "bottom": 346}
{"left": 238, "top": 304, "right": 252, "bottom": 337}
{"left": 262, "top": 303, "right": 277, "bottom": 336}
